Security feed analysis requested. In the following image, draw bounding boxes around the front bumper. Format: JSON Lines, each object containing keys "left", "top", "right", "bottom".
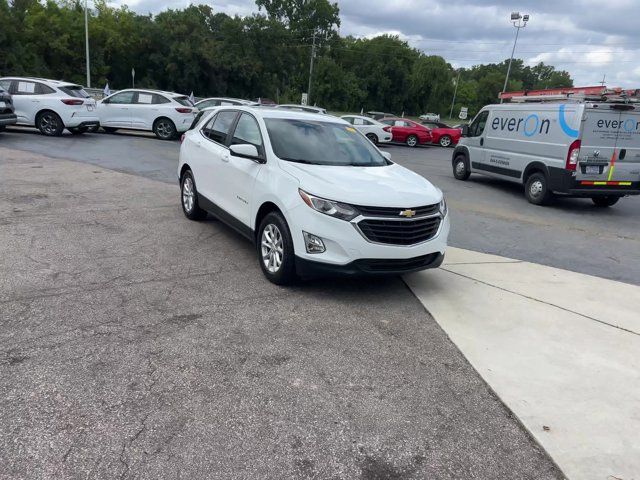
{"left": 287, "top": 203, "right": 450, "bottom": 275}
{"left": 0, "top": 113, "right": 17, "bottom": 126}
{"left": 296, "top": 252, "right": 445, "bottom": 277}
{"left": 548, "top": 167, "right": 640, "bottom": 197}
{"left": 63, "top": 111, "right": 100, "bottom": 128}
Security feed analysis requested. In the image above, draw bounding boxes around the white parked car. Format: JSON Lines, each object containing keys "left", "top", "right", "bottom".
{"left": 0, "top": 77, "right": 99, "bottom": 136}
{"left": 195, "top": 97, "right": 257, "bottom": 110}
{"left": 97, "top": 89, "right": 196, "bottom": 140}
{"left": 419, "top": 112, "right": 440, "bottom": 122}
{"left": 340, "top": 114, "right": 393, "bottom": 145}
{"left": 275, "top": 104, "right": 327, "bottom": 114}
{"left": 178, "top": 107, "right": 449, "bottom": 284}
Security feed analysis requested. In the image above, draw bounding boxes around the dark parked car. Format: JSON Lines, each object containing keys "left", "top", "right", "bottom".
{"left": 0, "top": 86, "right": 17, "bottom": 132}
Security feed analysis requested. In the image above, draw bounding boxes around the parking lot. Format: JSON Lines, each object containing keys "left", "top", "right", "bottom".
{"left": 0, "top": 142, "right": 565, "bottom": 479}
{"left": 4, "top": 127, "right": 640, "bottom": 285}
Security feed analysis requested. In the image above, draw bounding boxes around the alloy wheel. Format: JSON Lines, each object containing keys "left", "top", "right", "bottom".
{"left": 182, "top": 176, "right": 195, "bottom": 213}
{"left": 40, "top": 113, "right": 58, "bottom": 135}
{"left": 156, "top": 120, "right": 173, "bottom": 139}
{"left": 407, "top": 136, "right": 417, "bottom": 147}
{"left": 261, "top": 224, "right": 284, "bottom": 273}
{"left": 440, "top": 136, "right": 451, "bottom": 147}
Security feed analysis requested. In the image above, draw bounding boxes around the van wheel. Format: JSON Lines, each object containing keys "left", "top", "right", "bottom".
{"left": 257, "top": 212, "right": 296, "bottom": 285}
{"left": 591, "top": 196, "right": 620, "bottom": 207}
{"left": 453, "top": 155, "right": 470, "bottom": 180}
{"left": 180, "top": 170, "right": 207, "bottom": 220}
{"left": 525, "top": 172, "right": 553, "bottom": 205}
{"left": 406, "top": 135, "right": 418, "bottom": 147}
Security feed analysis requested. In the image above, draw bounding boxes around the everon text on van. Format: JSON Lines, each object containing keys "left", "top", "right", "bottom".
{"left": 490, "top": 114, "right": 551, "bottom": 137}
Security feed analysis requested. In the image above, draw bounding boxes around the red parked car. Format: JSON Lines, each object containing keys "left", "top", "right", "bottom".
{"left": 420, "top": 121, "right": 462, "bottom": 148}
{"left": 380, "top": 117, "right": 432, "bottom": 147}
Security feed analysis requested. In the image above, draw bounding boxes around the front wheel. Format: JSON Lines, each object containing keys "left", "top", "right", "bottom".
{"left": 257, "top": 212, "right": 296, "bottom": 285}
{"left": 406, "top": 135, "right": 418, "bottom": 147}
{"left": 592, "top": 196, "right": 620, "bottom": 207}
{"left": 439, "top": 135, "right": 452, "bottom": 147}
{"left": 453, "top": 155, "right": 470, "bottom": 180}
{"left": 154, "top": 118, "right": 177, "bottom": 140}
{"left": 36, "top": 111, "right": 64, "bottom": 136}
{"left": 525, "top": 172, "right": 553, "bottom": 206}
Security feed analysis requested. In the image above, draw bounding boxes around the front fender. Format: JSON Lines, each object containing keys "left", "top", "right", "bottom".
{"left": 452, "top": 145, "right": 470, "bottom": 166}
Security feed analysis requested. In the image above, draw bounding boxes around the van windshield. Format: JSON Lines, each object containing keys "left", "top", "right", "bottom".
{"left": 265, "top": 118, "right": 389, "bottom": 167}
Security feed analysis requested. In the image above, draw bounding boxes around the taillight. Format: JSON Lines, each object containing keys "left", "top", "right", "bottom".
{"left": 566, "top": 139, "right": 581, "bottom": 171}
{"left": 383, "top": 126, "right": 391, "bottom": 132}
{"left": 61, "top": 99, "right": 84, "bottom": 106}
{"left": 175, "top": 107, "right": 192, "bottom": 113}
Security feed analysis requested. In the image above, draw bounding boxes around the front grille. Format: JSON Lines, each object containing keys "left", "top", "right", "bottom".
{"left": 355, "top": 253, "right": 440, "bottom": 273}
{"left": 357, "top": 216, "right": 441, "bottom": 246}
{"left": 355, "top": 203, "right": 439, "bottom": 217}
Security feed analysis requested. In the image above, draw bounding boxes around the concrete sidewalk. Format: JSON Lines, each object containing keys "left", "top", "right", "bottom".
{"left": 406, "top": 248, "right": 640, "bottom": 480}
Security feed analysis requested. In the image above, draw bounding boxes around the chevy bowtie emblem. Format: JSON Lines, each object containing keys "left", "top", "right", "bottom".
{"left": 399, "top": 209, "right": 416, "bottom": 218}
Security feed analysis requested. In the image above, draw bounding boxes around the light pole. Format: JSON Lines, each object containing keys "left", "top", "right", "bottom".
{"left": 501, "top": 12, "right": 529, "bottom": 103}
{"left": 449, "top": 69, "right": 461, "bottom": 119}
{"left": 308, "top": 31, "right": 317, "bottom": 105}
{"left": 84, "top": 0, "right": 90, "bottom": 88}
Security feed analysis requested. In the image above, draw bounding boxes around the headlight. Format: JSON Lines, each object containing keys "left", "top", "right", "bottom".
{"left": 298, "top": 189, "right": 359, "bottom": 221}
{"left": 439, "top": 197, "right": 448, "bottom": 217}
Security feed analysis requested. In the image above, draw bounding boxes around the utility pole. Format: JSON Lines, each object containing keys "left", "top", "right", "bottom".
{"left": 308, "top": 31, "right": 316, "bottom": 105}
{"left": 449, "top": 69, "right": 461, "bottom": 119}
{"left": 501, "top": 12, "right": 529, "bottom": 103}
{"left": 599, "top": 74, "right": 606, "bottom": 87}
{"left": 84, "top": 0, "right": 91, "bottom": 88}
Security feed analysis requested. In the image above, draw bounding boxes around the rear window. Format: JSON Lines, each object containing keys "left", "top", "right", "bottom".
{"left": 175, "top": 96, "right": 193, "bottom": 107}
{"left": 59, "top": 86, "right": 90, "bottom": 98}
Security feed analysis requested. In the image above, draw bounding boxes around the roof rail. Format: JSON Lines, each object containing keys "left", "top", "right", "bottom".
{"left": 509, "top": 90, "right": 640, "bottom": 104}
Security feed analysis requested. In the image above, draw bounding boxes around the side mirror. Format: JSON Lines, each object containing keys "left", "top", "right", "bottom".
{"left": 230, "top": 143, "right": 263, "bottom": 162}
{"left": 381, "top": 151, "right": 392, "bottom": 162}
{"left": 461, "top": 124, "right": 469, "bottom": 137}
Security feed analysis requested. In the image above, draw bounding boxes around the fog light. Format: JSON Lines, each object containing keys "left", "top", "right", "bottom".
{"left": 303, "top": 231, "right": 326, "bottom": 254}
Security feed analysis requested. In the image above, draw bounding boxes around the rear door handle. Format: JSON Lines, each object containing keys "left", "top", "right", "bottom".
{"left": 480, "top": 137, "right": 484, "bottom": 146}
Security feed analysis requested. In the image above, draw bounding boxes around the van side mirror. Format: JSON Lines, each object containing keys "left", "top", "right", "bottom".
{"left": 230, "top": 143, "right": 264, "bottom": 163}
{"left": 461, "top": 124, "right": 469, "bottom": 137}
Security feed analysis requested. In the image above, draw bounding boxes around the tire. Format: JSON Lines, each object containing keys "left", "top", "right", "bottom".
{"left": 153, "top": 118, "right": 177, "bottom": 140}
{"left": 180, "top": 170, "right": 207, "bottom": 220}
{"left": 257, "top": 211, "right": 296, "bottom": 285}
{"left": 87, "top": 125, "right": 99, "bottom": 133}
{"left": 68, "top": 127, "right": 88, "bottom": 135}
{"left": 525, "top": 172, "right": 553, "bottom": 205}
{"left": 439, "top": 135, "right": 452, "bottom": 147}
{"left": 591, "top": 196, "right": 620, "bottom": 207}
{"left": 36, "top": 111, "right": 64, "bottom": 137}
{"left": 406, "top": 135, "right": 418, "bottom": 147}
{"left": 0, "top": 125, "right": 5, "bottom": 132}
{"left": 366, "top": 133, "right": 378, "bottom": 145}
{"left": 102, "top": 127, "right": 118, "bottom": 133}
{"left": 453, "top": 154, "right": 470, "bottom": 181}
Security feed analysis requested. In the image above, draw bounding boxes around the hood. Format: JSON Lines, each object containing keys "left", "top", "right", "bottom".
{"left": 279, "top": 161, "right": 442, "bottom": 207}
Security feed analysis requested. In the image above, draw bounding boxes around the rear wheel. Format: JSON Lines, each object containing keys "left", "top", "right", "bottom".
{"left": 439, "top": 135, "right": 452, "bottom": 147}
{"left": 591, "top": 196, "right": 620, "bottom": 207}
{"left": 257, "top": 212, "right": 296, "bottom": 285}
{"left": 36, "top": 111, "right": 64, "bottom": 136}
{"left": 68, "top": 127, "right": 88, "bottom": 135}
{"left": 153, "top": 118, "right": 177, "bottom": 140}
{"left": 453, "top": 155, "right": 470, "bottom": 180}
{"left": 102, "top": 127, "right": 118, "bottom": 133}
{"left": 406, "top": 135, "right": 418, "bottom": 147}
{"left": 525, "top": 172, "right": 553, "bottom": 205}
{"left": 180, "top": 170, "right": 207, "bottom": 220}
{"left": 366, "top": 133, "right": 378, "bottom": 145}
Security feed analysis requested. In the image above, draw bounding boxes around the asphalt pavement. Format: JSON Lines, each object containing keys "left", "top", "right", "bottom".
{"left": 0, "top": 148, "right": 563, "bottom": 479}
{"left": 3, "top": 126, "right": 639, "bottom": 285}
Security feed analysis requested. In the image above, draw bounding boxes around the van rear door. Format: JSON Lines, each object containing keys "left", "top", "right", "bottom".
{"left": 579, "top": 104, "right": 640, "bottom": 185}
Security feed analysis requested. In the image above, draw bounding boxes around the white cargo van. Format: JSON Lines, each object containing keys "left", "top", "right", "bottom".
{"left": 452, "top": 95, "right": 640, "bottom": 206}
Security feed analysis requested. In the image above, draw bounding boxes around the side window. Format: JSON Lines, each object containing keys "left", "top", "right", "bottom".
{"left": 153, "top": 94, "right": 170, "bottom": 104}
{"left": 0, "top": 79, "right": 11, "bottom": 91}
{"left": 394, "top": 121, "right": 404, "bottom": 127}
{"left": 14, "top": 81, "right": 37, "bottom": 95}
{"left": 108, "top": 92, "right": 135, "bottom": 104}
{"left": 35, "top": 83, "right": 55, "bottom": 94}
{"left": 353, "top": 118, "right": 365, "bottom": 126}
{"left": 469, "top": 111, "right": 489, "bottom": 137}
{"left": 342, "top": 117, "right": 354, "bottom": 124}
{"left": 230, "top": 113, "right": 263, "bottom": 149}
{"left": 201, "top": 113, "right": 217, "bottom": 137}
{"left": 207, "top": 110, "right": 237, "bottom": 145}
{"left": 381, "top": 119, "right": 393, "bottom": 126}
{"left": 136, "top": 93, "right": 154, "bottom": 104}
{"left": 363, "top": 119, "right": 375, "bottom": 126}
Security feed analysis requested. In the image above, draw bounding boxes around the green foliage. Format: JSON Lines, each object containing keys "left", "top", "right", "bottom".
{"left": 0, "top": 0, "right": 574, "bottom": 116}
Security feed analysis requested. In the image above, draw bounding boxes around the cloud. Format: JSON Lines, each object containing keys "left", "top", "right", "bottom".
{"left": 108, "top": 0, "right": 640, "bottom": 87}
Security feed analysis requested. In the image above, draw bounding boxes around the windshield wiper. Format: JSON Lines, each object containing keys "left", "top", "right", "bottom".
{"left": 280, "top": 157, "right": 317, "bottom": 164}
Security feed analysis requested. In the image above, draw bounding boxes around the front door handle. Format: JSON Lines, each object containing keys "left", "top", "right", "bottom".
{"left": 222, "top": 153, "right": 230, "bottom": 163}
{"left": 619, "top": 149, "right": 626, "bottom": 160}
{"left": 480, "top": 137, "right": 484, "bottom": 146}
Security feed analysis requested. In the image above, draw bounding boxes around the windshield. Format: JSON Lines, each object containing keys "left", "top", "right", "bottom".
{"left": 265, "top": 119, "right": 389, "bottom": 167}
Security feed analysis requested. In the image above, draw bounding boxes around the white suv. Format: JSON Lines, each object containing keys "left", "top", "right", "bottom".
{"left": 178, "top": 107, "right": 449, "bottom": 284}
{"left": 97, "top": 89, "right": 196, "bottom": 140}
{"left": 0, "top": 77, "right": 99, "bottom": 136}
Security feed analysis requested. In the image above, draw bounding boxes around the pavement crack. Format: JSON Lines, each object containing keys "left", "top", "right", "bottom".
{"left": 441, "top": 268, "right": 640, "bottom": 337}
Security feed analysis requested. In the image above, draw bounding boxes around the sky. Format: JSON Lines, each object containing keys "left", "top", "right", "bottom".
{"left": 111, "top": 0, "right": 640, "bottom": 88}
